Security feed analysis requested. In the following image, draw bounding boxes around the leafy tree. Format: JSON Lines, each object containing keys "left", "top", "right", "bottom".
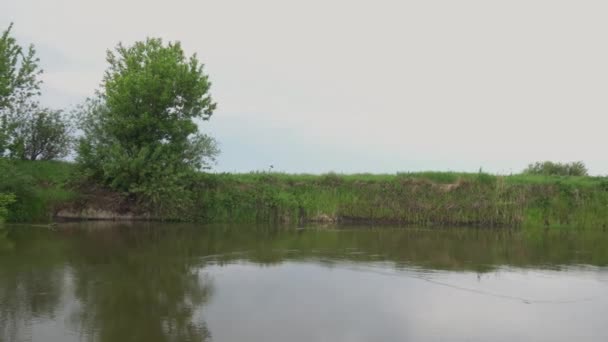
{"left": 77, "top": 38, "right": 219, "bottom": 216}
{"left": 523, "top": 161, "right": 588, "bottom": 176}
{"left": 9, "top": 108, "right": 72, "bottom": 160}
{"left": 0, "top": 23, "right": 41, "bottom": 112}
{"left": 0, "top": 23, "right": 42, "bottom": 154}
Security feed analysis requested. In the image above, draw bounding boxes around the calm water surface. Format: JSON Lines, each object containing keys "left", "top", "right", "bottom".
{"left": 1, "top": 223, "right": 608, "bottom": 342}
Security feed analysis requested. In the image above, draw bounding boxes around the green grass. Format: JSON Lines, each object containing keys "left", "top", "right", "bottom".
{"left": 0, "top": 160, "right": 77, "bottom": 222}
{"left": 193, "top": 171, "right": 608, "bottom": 229}
{"left": 2, "top": 160, "right": 608, "bottom": 229}
{"left": 505, "top": 174, "right": 607, "bottom": 187}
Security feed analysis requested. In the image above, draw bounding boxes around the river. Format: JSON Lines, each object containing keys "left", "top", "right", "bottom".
{"left": 1, "top": 222, "right": 607, "bottom": 341}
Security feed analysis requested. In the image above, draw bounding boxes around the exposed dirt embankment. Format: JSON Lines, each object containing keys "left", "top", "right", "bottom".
{"left": 55, "top": 208, "right": 151, "bottom": 221}
{"left": 55, "top": 185, "right": 151, "bottom": 221}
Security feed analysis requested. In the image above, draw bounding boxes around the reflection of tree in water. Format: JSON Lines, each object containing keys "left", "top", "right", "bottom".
{"left": 0, "top": 227, "right": 67, "bottom": 342}
{"left": 4, "top": 222, "right": 608, "bottom": 342}
{"left": 66, "top": 224, "right": 214, "bottom": 342}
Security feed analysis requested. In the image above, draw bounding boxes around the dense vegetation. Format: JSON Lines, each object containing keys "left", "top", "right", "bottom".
{"left": 0, "top": 193, "right": 15, "bottom": 222}
{"left": 523, "top": 161, "right": 588, "bottom": 176}
{"left": 2, "top": 160, "right": 607, "bottom": 229}
{"left": 75, "top": 38, "right": 219, "bottom": 216}
{"left": 0, "top": 23, "right": 73, "bottom": 222}
{"left": 192, "top": 171, "right": 608, "bottom": 229}
{"left": 1, "top": 25, "right": 220, "bottom": 220}
{"left": 0, "top": 159, "right": 74, "bottom": 222}
{"left": 1, "top": 23, "right": 71, "bottom": 161}
{"left": 1, "top": 22, "right": 607, "bottom": 230}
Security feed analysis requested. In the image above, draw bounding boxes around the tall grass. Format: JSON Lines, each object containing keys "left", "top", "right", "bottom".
{"left": 0, "top": 160, "right": 76, "bottom": 222}
{"left": 193, "top": 171, "right": 608, "bottom": 229}
{"left": 3, "top": 160, "right": 608, "bottom": 229}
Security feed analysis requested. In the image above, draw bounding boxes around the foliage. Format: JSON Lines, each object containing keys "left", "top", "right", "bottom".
{"left": 0, "top": 23, "right": 68, "bottom": 161}
{"left": 0, "top": 23, "right": 42, "bottom": 155}
{"left": 4, "top": 159, "right": 608, "bottom": 228}
{"left": 73, "top": 98, "right": 110, "bottom": 180}
{"left": 8, "top": 107, "right": 72, "bottom": 160}
{"left": 0, "top": 23, "right": 41, "bottom": 113}
{"left": 0, "top": 159, "right": 74, "bottom": 222}
{"left": 192, "top": 171, "right": 608, "bottom": 228}
{"left": 0, "top": 159, "right": 35, "bottom": 221}
{"left": 76, "top": 38, "right": 219, "bottom": 216}
{"left": 523, "top": 161, "right": 588, "bottom": 176}
{"left": 0, "top": 192, "right": 15, "bottom": 222}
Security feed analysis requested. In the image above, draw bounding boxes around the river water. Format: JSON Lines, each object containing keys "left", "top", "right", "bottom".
{"left": 1, "top": 222, "right": 608, "bottom": 342}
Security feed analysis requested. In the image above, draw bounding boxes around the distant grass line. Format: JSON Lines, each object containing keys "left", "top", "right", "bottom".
{"left": 193, "top": 171, "right": 608, "bottom": 229}
{"left": 2, "top": 161, "right": 608, "bottom": 228}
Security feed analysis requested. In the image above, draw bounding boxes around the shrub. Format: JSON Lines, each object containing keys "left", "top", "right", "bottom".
{"left": 523, "top": 161, "right": 588, "bottom": 176}
{"left": 0, "top": 159, "right": 36, "bottom": 221}
{"left": 0, "top": 192, "right": 15, "bottom": 222}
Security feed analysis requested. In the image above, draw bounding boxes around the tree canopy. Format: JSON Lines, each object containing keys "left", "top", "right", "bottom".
{"left": 1, "top": 23, "right": 71, "bottom": 162}
{"left": 10, "top": 108, "right": 72, "bottom": 161}
{"left": 1, "top": 23, "right": 43, "bottom": 155}
{"left": 77, "top": 38, "right": 219, "bottom": 215}
{"left": 0, "top": 23, "right": 41, "bottom": 113}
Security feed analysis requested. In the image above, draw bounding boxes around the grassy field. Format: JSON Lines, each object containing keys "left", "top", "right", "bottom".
{"left": 2, "top": 160, "right": 608, "bottom": 228}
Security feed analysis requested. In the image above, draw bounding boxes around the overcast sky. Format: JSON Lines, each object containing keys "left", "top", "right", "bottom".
{"left": 3, "top": 0, "right": 607, "bottom": 174}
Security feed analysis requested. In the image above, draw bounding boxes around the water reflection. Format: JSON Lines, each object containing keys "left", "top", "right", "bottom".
{"left": 1, "top": 223, "right": 608, "bottom": 342}
{"left": 0, "top": 227, "right": 67, "bottom": 342}
{"left": 66, "top": 225, "right": 213, "bottom": 342}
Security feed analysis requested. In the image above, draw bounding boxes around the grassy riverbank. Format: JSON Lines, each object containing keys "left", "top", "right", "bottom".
{"left": 3, "top": 160, "right": 608, "bottom": 229}
{"left": 194, "top": 172, "right": 608, "bottom": 229}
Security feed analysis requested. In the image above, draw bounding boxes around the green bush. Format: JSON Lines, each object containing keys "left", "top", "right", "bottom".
{"left": 0, "top": 159, "right": 75, "bottom": 222}
{"left": 0, "top": 192, "right": 15, "bottom": 222}
{"left": 523, "top": 161, "right": 588, "bottom": 176}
